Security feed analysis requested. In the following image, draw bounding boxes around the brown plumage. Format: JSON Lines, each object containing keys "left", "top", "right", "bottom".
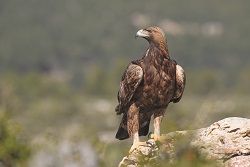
{"left": 115, "top": 26, "right": 186, "bottom": 151}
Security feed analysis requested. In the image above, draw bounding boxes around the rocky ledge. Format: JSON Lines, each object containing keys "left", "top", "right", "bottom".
{"left": 119, "top": 117, "right": 250, "bottom": 167}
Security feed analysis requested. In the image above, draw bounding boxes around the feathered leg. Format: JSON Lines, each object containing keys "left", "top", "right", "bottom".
{"left": 152, "top": 109, "right": 165, "bottom": 141}
{"left": 127, "top": 103, "right": 147, "bottom": 153}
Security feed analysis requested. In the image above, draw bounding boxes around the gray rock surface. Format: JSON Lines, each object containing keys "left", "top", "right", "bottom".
{"left": 119, "top": 117, "right": 250, "bottom": 167}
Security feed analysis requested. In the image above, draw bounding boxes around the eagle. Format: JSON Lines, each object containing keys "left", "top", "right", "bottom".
{"left": 115, "top": 26, "right": 186, "bottom": 152}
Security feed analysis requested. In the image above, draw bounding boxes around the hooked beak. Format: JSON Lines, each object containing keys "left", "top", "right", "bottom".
{"left": 135, "top": 29, "right": 150, "bottom": 39}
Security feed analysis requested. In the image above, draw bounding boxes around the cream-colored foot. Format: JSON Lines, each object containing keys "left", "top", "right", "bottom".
{"left": 149, "top": 133, "right": 161, "bottom": 141}
{"left": 129, "top": 141, "right": 147, "bottom": 153}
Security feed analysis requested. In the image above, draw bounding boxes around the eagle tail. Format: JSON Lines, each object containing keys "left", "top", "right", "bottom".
{"left": 115, "top": 114, "right": 129, "bottom": 140}
{"left": 139, "top": 120, "right": 150, "bottom": 136}
{"left": 116, "top": 114, "right": 151, "bottom": 140}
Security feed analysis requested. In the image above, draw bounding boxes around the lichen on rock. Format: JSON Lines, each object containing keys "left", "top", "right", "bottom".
{"left": 119, "top": 117, "right": 250, "bottom": 167}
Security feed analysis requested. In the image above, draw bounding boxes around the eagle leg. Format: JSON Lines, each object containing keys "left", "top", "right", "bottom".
{"left": 152, "top": 109, "right": 164, "bottom": 141}
{"left": 127, "top": 103, "right": 147, "bottom": 153}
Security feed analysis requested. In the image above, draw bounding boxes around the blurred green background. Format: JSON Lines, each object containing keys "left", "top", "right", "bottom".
{"left": 0, "top": 0, "right": 249, "bottom": 166}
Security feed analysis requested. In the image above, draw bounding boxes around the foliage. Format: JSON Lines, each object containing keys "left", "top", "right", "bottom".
{"left": 0, "top": 0, "right": 249, "bottom": 96}
{"left": 0, "top": 112, "right": 30, "bottom": 167}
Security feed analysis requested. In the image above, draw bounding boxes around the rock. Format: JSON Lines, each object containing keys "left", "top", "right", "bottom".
{"left": 118, "top": 139, "right": 160, "bottom": 167}
{"left": 192, "top": 117, "right": 250, "bottom": 162}
{"left": 119, "top": 117, "right": 250, "bottom": 167}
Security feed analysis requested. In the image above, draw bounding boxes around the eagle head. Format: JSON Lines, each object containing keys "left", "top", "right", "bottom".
{"left": 135, "top": 26, "right": 166, "bottom": 46}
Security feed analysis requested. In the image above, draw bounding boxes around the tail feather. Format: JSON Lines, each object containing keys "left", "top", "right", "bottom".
{"left": 115, "top": 126, "right": 129, "bottom": 140}
{"left": 139, "top": 111, "right": 151, "bottom": 136}
{"left": 139, "top": 120, "right": 150, "bottom": 136}
{"left": 115, "top": 114, "right": 151, "bottom": 140}
{"left": 115, "top": 114, "right": 129, "bottom": 140}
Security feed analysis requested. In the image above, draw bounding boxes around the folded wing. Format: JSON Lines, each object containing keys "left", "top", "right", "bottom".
{"left": 115, "top": 63, "right": 143, "bottom": 114}
{"left": 171, "top": 64, "right": 186, "bottom": 103}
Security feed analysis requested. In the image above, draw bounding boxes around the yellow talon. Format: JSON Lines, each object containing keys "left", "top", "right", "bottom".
{"left": 154, "top": 134, "right": 161, "bottom": 141}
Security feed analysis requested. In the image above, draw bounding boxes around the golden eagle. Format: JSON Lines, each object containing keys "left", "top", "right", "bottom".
{"left": 115, "top": 26, "right": 186, "bottom": 152}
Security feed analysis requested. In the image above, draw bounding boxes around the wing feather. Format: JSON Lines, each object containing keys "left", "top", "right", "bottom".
{"left": 115, "top": 63, "right": 143, "bottom": 114}
{"left": 171, "top": 64, "right": 186, "bottom": 103}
